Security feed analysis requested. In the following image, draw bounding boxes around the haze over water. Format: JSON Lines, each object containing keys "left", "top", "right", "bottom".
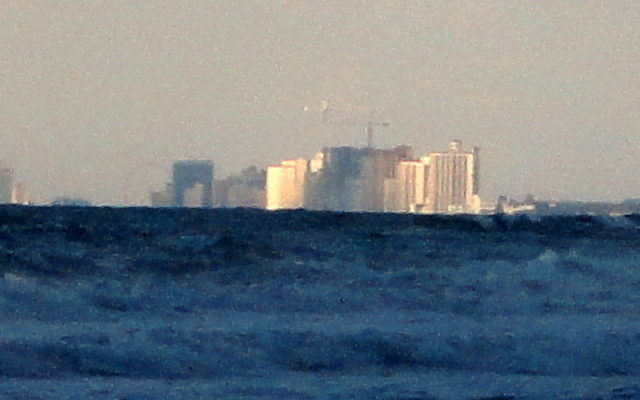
{"left": 1, "top": 1, "right": 639, "bottom": 205}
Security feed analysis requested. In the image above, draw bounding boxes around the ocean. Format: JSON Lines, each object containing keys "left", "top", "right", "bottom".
{"left": 0, "top": 206, "right": 639, "bottom": 399}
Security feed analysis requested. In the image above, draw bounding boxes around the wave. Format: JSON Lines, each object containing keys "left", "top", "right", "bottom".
{"left": 1, "top": 206, "right": 640, "bottom": 398}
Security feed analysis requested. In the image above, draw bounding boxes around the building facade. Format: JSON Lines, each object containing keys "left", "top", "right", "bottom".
{"left": 424, "top": 140, "right": 480, "bottom": 213}
{"left": 214, "top": 166, "right": 266, "bottom": 208}
{"left": 172, "top": 160, "right": 214, "bottom": 207}
{"left": 384, "top": 159, "right": 429, "bottom": 213}
{"left": 358, "top": 146, "right": 413, "bottom": 211}
{"left": 304, "top": 146, "right": 413, "bottom": 212}
{"left": 11, "top": 181, "right": 29, "bottom": 205}
{"left": 265, "top": 158, "right": 307, "bottom": 210}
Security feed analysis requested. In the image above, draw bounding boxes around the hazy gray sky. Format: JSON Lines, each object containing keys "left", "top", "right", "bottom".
{"left": 2, "top": 1, "right": 639, "bottom": 204}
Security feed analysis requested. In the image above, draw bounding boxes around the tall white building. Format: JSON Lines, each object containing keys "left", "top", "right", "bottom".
{"left": 265, "top": 158, "right": 307, "bottom": 210}
{"left": 11, "top": 182, "right": 29, "bottom": 205}
{"left": 384, "top": 159, "right": 429, "bottom": 213}
{"left": 424, "top": 140, "right": 480, "bottom": 214}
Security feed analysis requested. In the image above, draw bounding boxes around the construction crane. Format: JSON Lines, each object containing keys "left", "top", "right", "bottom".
{"left": 316, "top": 101, "right": 391, "bottom": 148}
{"left": 363, "top": 120, "right": 390, "bottom": 149}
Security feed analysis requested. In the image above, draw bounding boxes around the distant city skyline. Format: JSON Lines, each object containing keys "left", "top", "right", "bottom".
{"left": 147, "top": 139, "right": 480, "bottom": 214}
{"left": 2, "top": 1, "right": 639, "bottom": 204}
{"left": 265, "top": 140, "right": 481, "bottom": 214}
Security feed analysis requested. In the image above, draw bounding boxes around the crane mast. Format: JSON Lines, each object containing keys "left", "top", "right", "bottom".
{"left": 365, "top": 120, "right": 390, "bottom": 149}
{"left": 317, "top": 102, "right": 390, "bottom": 148}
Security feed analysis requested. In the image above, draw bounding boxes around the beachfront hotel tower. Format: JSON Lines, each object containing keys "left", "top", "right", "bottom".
{"left": 424, "top": 140, "right": 480, "bottom": 213}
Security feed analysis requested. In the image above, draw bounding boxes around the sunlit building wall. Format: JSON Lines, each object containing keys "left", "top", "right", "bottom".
{"left": 309, "top": 152, "right": 324, "bottom": 173}
{"left": 266, "top": 158, "right": 307, "bottom": 210}
{"left": 425, "top": 140, "right": 480, "bottom": 214}
{"left": 11, "top": 182, "right": 29, "bottom": 205}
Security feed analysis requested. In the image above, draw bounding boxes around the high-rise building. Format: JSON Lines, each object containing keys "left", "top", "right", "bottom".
{"left": 266, "top": 159, "right": 307, "bottom": 210}
{"left": 383, "top": 159, "right": 429, "bottom": 213}
{"left": 304, "top": 145, "right": 413, "bottom": 212}
{"left": 424, "top": 140, "right": 480, "bottom": 213}
{"left": 357, "top": 146, "right": 413, "bottom": 211}
{"left": 0, "top": 163, "right": 14, "bottom": 204}
{"left": 172, "top": 160, "right": 214, "bottom": 207}
{"left": 214, "top": 166, "right": 266, "bottom": 208}
{"left": 11, "top": 181, "right": 29, "bottom": 205}
{"left": 304, "top": 146, "right": 368, "bottom": 211}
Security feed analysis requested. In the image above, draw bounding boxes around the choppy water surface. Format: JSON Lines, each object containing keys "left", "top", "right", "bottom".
{"left": 0, "top": 206, "right": 639, "bottom": 399}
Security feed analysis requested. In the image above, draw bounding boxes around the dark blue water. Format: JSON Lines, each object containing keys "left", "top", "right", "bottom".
{"left": 0, "top": 206, "right": 639, "bottom": 399}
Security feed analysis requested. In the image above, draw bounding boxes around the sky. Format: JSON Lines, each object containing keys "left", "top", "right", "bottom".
{"left": 1, "top": 1, "right": 639, "bottom": 205}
